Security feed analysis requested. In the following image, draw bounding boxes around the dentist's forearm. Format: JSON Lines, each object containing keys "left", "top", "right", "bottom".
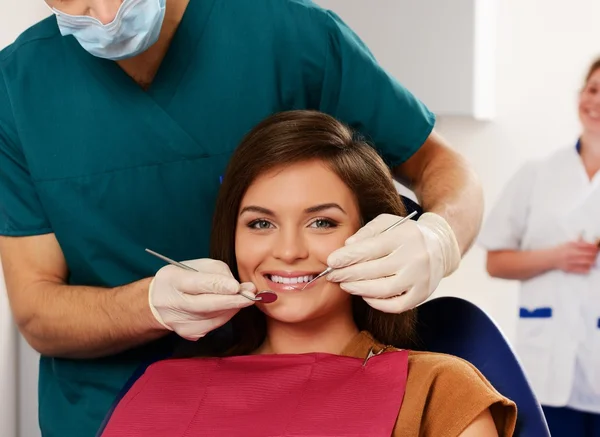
{"left": 395, "top": 131, "right": 484, "bottom": 255}
{"left": 14, "top": 278, "right": 166, "bottom": 359}
{"left": 2, "top": 234, "right": 168, "bottom": 360}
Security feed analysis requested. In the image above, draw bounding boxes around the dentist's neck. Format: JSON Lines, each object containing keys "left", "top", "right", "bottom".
{"left": 117, "top": 0, "right": 190, "bottom": 89}
{"left": 256, "top": 312, "right": 358, "bottom": 355}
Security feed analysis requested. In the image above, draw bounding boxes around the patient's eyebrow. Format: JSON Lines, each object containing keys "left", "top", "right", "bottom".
{"left": 304, "top": 203, "right": 347, "bottom": 215}
{"left": 239, "top": 203, "right": 347, "bottom": 216}
{"left": 239, "top": 206, "right": 274, "bottom": 216}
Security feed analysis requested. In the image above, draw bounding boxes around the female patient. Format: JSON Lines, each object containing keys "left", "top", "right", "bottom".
{"left": 100, "top": 111, "right": 516, "bottom": 436}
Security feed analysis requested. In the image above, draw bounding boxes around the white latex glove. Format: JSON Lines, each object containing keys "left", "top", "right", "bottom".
{"left": 149, "top": 259, "right": 256, "bottom": 341}
{"left": 326, "top": 212, "right": 461, "bottom": 313}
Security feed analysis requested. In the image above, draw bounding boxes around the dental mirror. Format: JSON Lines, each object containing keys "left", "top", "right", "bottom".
{"left": 144, "top": 249, "right": 278, "bottom": 303}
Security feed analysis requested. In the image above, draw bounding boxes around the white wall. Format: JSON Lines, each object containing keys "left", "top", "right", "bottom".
{"left": 1, "top": 5, "right": 50, "bottom": 437}
{"left": 2, "top": 1, "right": 600, "bottom": 436}
{"left": 0, "top": 264, "right": 17, "bottom": 437}
{"left": 316, "top": 0, "right": 498, "bottom": 119}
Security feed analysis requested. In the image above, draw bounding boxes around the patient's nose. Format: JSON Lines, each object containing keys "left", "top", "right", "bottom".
{"left": 272, "top": 229, "right": 309, "bottom": 264}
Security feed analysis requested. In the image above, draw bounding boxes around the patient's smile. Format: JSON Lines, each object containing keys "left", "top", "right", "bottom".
{"left": 263, "top": 271, "right": 320, "bottom": 291}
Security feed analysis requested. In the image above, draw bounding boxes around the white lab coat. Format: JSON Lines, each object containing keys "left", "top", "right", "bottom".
{"left": 479, "top": 146, "right": 600, "bottom": 412}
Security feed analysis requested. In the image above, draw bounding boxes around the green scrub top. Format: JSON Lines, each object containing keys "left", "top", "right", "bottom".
{"left": 0, "top": 0, "right": 434, "bottom": 435}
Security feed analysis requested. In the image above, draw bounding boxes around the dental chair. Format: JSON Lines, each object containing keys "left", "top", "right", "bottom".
{"left": 401, "top": 196, "right": 548, "bottom": 435}
{"left": 414, "top": 296, "right": 550, "bottom": 436}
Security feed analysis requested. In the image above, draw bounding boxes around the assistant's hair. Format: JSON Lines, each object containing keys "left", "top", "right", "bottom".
{"left": 584, "top": 57, "right": 600, "bottom": 86}
{"left": 182, "top": 110, "right": 417, "bottom": 357}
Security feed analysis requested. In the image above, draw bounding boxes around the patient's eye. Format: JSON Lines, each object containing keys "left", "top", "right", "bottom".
{"left": 248, "top": 219, "right": 274, "bottom": 230}
{"left": 309, "top": 218, "right": 338, "bottom": 229}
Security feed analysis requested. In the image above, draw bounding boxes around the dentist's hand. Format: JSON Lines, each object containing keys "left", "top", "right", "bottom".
{"left": 148, "top": 259, "right": 256, "bottom": 341}
{"left": 326, "top": 213, "right": 461, "bottom": 313}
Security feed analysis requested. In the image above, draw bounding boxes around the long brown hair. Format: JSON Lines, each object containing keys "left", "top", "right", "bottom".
{"left": 186, "top": 110, "right": 417, "bottom": 357}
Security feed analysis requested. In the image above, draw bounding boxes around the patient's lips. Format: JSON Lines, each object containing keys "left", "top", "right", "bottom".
{"left": 263, "top": 271, "right": 321, "bottom": 292}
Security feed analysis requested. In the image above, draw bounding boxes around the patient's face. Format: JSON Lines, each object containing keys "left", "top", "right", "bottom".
{"left": 235, "top": 160, "right": 361, "bottom": 324}
{"left": 579, "top": 68, "right": 600, "bottom": 135}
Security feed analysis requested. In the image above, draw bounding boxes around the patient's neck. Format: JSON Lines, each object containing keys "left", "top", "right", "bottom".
{"left": 256, "top": 313, "right": 359, "bottom": 355}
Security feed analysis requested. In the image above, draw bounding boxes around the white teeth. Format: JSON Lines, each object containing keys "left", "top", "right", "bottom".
{"left": 270, "top": 275, "right": 316, "bottom": 284}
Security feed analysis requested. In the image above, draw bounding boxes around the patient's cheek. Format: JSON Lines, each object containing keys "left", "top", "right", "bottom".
{"left": 236, "top": 268, "right": 249, "bottom": 282}
{"left": 235, "top": 260, "right": 250, "bottom": 282}
{"left": 235, "top": 240, "right": 256, "bottom": 282}
{"left": 314, "top": 231, "right": 356, "bottom": 259}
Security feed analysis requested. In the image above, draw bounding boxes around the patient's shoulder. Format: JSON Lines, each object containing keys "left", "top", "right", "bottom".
{"left": 407, "top": 350, "right": 492, "bottom": 382}
{"left": 394, "top": 351, "right": 517, "bottom": 437}
{"left": 406, "top": 350, "right": 509, "bottom": 404}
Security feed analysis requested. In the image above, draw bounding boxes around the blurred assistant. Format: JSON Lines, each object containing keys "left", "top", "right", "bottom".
{"left": 480, "top": 58, "right": 600, "bottom": 437}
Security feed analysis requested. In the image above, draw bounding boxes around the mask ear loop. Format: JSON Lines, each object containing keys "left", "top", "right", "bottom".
{"left": 45, "top": 2, "right": 58, "bottom": 16}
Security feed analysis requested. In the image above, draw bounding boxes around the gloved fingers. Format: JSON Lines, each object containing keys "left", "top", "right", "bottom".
{"left": 329, "top": 217, "right": 424, "bottom": 270}
{"left": 176, "top": 309, "right": 240, "bottom": 341}
{"left": 239, "top": 282, "right": 258, "bottom": 293}
{"left": 327, "top": 249, "right": 420, "bottom": 283}
{"left": 362, "top": 292, "right": 422, "bottom": 314}
{"left": 344, "top": 213, "right": 402, "bottom": 245}
{"left": 338, "top": 275, "right": 412, "bottom": 299}
{"left": 179, "top": 292, "right": 256, "bottom": 314}
{"left": 179, "top": 258, "right": 235, "bottom": 278}
{"left": 327, "top": 231, "right": 410, "bottom": 269}
{"left": 172, "top": 269, "right": 242, "bottom": 295}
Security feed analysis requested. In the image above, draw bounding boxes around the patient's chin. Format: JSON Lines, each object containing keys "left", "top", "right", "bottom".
{"left": 258, "top": 291, "right": 347, "bottom": 326}
{"left": 259, "top": 296, "right": 319, "bottom": 324}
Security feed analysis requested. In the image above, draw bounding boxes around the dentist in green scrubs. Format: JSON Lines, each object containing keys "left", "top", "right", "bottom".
{"left": 0, "top": 0, "right": 483, "bottom": 435}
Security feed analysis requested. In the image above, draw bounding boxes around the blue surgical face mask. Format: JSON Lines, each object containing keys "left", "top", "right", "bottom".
{"left": 50, "top": 0, "right": 167, "bottom": 61}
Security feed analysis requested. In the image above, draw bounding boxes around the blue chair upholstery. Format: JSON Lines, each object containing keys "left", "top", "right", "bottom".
{"left": 413, "top": 296, "right": 550, "bottom": 436}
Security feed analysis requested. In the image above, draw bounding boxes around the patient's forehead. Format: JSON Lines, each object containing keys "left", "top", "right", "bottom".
{"left": 241, "top": 160, "right": 358, "bottom": 213}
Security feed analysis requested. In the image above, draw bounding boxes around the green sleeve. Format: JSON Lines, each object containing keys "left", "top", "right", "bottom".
{"left": 317, "top": 10, "right": 435, "bottom": 167}
{"left": 0, "top": 67, "right": 51, "bottom": 236}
